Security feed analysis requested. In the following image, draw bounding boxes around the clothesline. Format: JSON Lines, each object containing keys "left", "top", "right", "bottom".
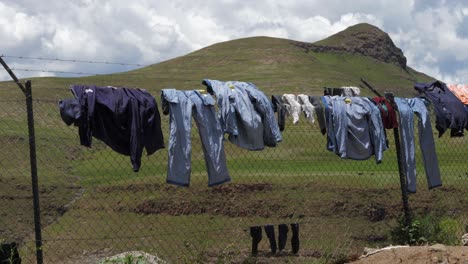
{"left": 58, "top": 79, "right": 467, "bottom": 192}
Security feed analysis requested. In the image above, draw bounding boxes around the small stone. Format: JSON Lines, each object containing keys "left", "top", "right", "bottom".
{"left": 429, "top": 244, "right": 447, "bottom": 252}
{"left": 461, "top": 233, "right": 468, "bottom": 246}
{"left": 363, "top": 247, "right": 378, "bottom": 255}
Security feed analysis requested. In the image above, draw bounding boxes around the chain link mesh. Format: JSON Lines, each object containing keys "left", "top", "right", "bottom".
{"left": 0, "top": 97, "right": 466, "bottom": 263}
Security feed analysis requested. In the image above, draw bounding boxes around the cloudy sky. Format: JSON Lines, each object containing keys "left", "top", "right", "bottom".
{"left": 1, "top": 0, "right": 468, "bottom": 83}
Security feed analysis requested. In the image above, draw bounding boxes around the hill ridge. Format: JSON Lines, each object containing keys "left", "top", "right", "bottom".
{"left": 304, "top": 23, "right": 407, "bottom": 69}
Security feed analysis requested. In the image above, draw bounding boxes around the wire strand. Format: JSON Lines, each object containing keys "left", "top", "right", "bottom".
{"left": 1, "top": 54, "right": 149, "bottom": 67}
{"left": 10, "top": 68, "right": 100, "bottom": 76}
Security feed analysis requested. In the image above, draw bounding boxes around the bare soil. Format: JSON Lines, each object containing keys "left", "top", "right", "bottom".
{"left": 350, "top": 245, "right": 468, "bottom": 264}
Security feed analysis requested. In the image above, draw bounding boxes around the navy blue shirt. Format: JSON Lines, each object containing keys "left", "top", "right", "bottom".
{"left": 414, "top": 81, "right": 468, "bottom": 137}
{"left": 60, "top": 85, "right": 165, "bottom": 171}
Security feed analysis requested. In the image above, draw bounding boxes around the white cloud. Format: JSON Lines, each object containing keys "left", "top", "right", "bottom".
{"left": 1, "top": 0, "right": 468, "bottom": 84}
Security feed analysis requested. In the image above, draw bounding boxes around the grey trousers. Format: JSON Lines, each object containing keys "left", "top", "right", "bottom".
{"left": 161, "top": 89, "right": 231, "bottom": 187}
{"left": 394, "top": 97, "right": 442, "bottom": 193}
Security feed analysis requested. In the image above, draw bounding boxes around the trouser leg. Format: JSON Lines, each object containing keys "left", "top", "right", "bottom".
{"left": 166, "top": 92, "right": 193, "bottom": 186}
{"left": 291, "top": 223, "right": 300, "bottom": 254}
{"left": 409, "top": 98, "right": 442, "bottom": 189}
{"left": 264, "top": 224, "right": 277, "bottom": 254}
{"left": 278, "top": 224, "right": 289, "bottom": 251}
{"left": 395, "top": 98, "right": 417, "bottom": 193}
{"left": 250, "top": 226, "right": 262, "bottom": 256}
{"left": 191, "top": 92, "right": 231, "bottom": 187}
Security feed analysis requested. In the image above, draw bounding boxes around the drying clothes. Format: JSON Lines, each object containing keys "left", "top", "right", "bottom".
{"left": 243, "top": 82, "right": 282, "bottom": 146}
{"left": 271, "top": 95, "right": 286, "bottom": 131}
{"left": 204, "top": 79, "right": 263, "bottom": 150}
{"left": 309, "top": 96, "right": 327, "bottom": 135}
{"left": 282, "top": 94, "right": 302, "bottom": 124}
{"left": 341, "top": 86, "right": 361, "bottom": 97}
{"left": 447, "top": 84, "right": 468, "bottom": 105}
{"left": 394, "top": 97, "right": 442, "bottom": 193}
{"left": 203, "top": 79, "right": 281, "bottom": 150}
{"left": 161, "top": 89, "right": 230, "bottom": 187}
{"left": 372, "top": 97, "right": 398, "bottom": 129}
{"left": 324, "top": 87, "right": 344, "bottom": 96}
{"left": 297, "top": 94, "right": 316, "bottom": 125}
{"left": 323, "top": 96, "right": 387, "bottom": 163}
{"left": 59, "top": 85, "right": 165, "bottom": 172}
{"left": 323, "top": 87, "right": 361, "bottom": 96}
{"left": 414, "top": 81, "right": 467, "bottom": 137}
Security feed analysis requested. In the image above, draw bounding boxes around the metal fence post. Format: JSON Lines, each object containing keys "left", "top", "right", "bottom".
{"left": 0, "top": 56, "right": 43, "bottom": 264}
{"left": 24, "top": 80, "right": 44, "bottom": 264}
{"left": 361, "top": 78, "right": 412, "bottom": 230}
{"left": 384, "top": 92, "right": 412, "bottom": 229}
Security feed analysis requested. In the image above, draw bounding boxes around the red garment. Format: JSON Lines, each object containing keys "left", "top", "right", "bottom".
{"left": 372, "top": 97, "right": 398, "bottom": 129}
{"left": 447, "top": 84, "right": 468, "bottom": 105}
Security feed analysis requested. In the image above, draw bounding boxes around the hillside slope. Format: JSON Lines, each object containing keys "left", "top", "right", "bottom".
{"left": 1, "top": 23, "right": 433, "bottom": 99}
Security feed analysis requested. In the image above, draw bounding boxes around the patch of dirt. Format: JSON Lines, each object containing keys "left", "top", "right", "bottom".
{"left": 349, "top": 245, "right": 468, "bottom": 264}
{"left": 134, "top": 183, "right": 282, "bottom": 217}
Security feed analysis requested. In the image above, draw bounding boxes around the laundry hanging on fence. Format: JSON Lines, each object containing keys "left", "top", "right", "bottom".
{"left": 271, "top": 95, "right": 286, "bottom": 131}
{"left": 323, "top": 86, "right": 361, "bottom": 96}
{"left": 274, "top": 94, "right": 318, "bottom": 126}
{"left": 447, "top": 84, "right": 468, "bottom": 105}
{"left": 58, "top": 85, "right": 165, "bottom": 172}
{"left": 322, "top": 96, "right": 387, "bottom": 163}
{"left": 202, "top": 79, "right": 282, "bottom": 150}
{"left": 414, "top": 81, "right": 468, "bottom": 137}
{"left": 394, "top": 97, "right": 442, "bottom": 193}
{"left": 161, "top": 89, "right": 231, "bottom": 187}
{"left": 308, "top": 95, "right": 327, "bottom": 135}
{"left": 281, "top": 94, "right": 302, "bottom": 124}
{"left": 372, "top": 97, "right": 398, "bottom": 129}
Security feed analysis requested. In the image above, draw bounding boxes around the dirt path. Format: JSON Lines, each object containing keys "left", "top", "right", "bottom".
{"left": 350, "top": 245, "right": 468, "bottom": 264}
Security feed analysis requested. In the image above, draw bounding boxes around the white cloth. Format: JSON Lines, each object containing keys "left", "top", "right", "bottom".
{"left": 282, "top": 94, "right": 301, "bottom": 124}
{"left": 297, "top": 94, "right": 316, "bottom": 125}
{"left": 341, "top": 86, "right": 361, "bottom": 96}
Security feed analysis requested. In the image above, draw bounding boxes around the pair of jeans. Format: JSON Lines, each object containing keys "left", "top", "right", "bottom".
{"left": 394, "top": 97, "right": 442, "bottom": 193}
{"left": 161, "top": 89, "right": 230, "bottom": 187}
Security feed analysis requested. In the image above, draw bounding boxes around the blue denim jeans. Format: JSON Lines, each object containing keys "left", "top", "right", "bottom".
{"left": 161, "top": 89, "right": 231, "bottom": 187}
{"left": 394, "top": 97, "right": 442, "bottom": 193}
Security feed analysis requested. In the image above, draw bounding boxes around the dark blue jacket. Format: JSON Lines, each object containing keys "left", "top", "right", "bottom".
{"left": 59, "top": 85, "right": 165, "bottom": 171}
{"left": 414, "top": 81, "right": 468, "bottom": 137}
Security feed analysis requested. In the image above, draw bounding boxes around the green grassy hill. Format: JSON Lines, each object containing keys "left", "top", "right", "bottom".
{"left": 1, "top": 23, "right": 466, "bottom": 263}
{"left": 1, "top": 23, "right": 433, "bottom": 99}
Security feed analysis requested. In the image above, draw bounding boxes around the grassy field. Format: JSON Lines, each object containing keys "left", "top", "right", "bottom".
{"left": 0, "top": 98, "right": 467, "bottom": 263}
{"left": 0, "top": 34, "right": 465, "bottom": 263}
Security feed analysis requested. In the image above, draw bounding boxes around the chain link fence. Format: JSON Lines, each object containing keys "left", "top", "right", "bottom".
{"left": 0, "top": 92, "right": 467, "bottom": 263}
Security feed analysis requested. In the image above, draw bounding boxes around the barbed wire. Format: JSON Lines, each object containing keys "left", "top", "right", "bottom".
{"left": 10, "top": 68, "right": 100, "bottom": 76}
{"left": 1, "top": 54, "right": 149, "bottom": 67}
